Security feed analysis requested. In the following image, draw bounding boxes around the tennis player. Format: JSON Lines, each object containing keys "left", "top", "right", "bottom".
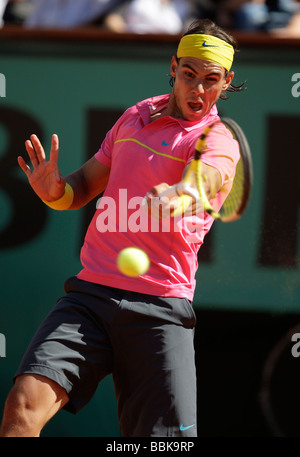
{"left": 0, "top": 19, "right": 241, "bottom": 437}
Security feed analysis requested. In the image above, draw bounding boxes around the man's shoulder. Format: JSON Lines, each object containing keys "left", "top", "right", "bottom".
{"left": 136, "top": 94, "right": 170, "bottom": 111}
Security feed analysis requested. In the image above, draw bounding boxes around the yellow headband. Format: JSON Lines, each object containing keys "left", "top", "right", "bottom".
{"left": 177, "top": 34, "right": 234, "bottom": 71}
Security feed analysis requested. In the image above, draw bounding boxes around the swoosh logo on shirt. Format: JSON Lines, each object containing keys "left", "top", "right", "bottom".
{"left": 202, "top": 41, "right": 218, "bottom": 47}
{"left": 180, "top": 424, "right": 195, "bottom": 431}
{"left": 162, "top": 140, "right": 172, "bottom": 146}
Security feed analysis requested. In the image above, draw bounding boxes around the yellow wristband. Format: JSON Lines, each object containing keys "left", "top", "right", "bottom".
{"left": 43, "top": 183, "right": 74, "bottom": 210}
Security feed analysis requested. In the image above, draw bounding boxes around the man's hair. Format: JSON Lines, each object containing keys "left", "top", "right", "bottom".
{"left": 183, "top": 18, "right": 238, "bottom": 51}
{"left": 170, "top": 19, "right": 245, "bottom": 99}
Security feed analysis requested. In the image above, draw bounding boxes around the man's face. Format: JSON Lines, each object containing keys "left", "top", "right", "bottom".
{"left": 167, "top": 56, "right": 234, "bottom": 122}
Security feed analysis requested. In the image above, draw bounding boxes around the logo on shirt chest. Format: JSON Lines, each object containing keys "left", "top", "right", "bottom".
{"left": 161, "top": 140, "right": 172, "bottom": 146}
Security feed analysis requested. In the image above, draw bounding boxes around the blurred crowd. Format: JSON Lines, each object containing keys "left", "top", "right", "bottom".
{"left": 1, "top": 0, "right": 300, "bottom": 36}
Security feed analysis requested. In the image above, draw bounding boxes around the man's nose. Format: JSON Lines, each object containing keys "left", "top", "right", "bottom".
{"left": 192, "top": 80, "right": 205, "bottom": 95}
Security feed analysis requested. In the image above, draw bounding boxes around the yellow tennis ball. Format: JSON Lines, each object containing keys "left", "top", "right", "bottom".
{"left": 117, "top": 247, "right": 150, "bottom": 277}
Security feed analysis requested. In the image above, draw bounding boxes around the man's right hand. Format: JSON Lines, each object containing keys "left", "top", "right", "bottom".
{"left": 18, "top": 134, "right": 66, "bottom": 202}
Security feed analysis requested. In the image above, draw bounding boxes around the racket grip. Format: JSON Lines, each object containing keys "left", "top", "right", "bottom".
{"left": 171, "top": 194, "right": 193, "bottom": 217}
{"left": 158, "top": 184, "right": 199, "bottom": 201}
{"left": 157, "top": 184, "right": 179, "bottom": 200}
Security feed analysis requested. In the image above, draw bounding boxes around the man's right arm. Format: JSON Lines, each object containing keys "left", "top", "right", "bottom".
{"left": 65, "top": 157, "right": 110, "bottom": 210}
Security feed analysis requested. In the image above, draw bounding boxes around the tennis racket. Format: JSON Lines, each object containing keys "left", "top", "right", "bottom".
{"left": 167, "top": 117, "right": 253, "bottom": 222}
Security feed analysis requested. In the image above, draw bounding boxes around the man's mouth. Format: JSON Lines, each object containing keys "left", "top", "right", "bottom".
{"left": 188, "top": 101, "right": 203, "bottom": 112}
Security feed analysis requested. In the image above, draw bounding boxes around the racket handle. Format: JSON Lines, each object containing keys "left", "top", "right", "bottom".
{"left": 156, "top": 184, "right": 178, "bottom": 200}
{"left": 158, "top": 183, "right": 199, "bottom": 201}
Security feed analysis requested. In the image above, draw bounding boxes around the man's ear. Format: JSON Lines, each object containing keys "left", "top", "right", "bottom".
{"left": 222, "top": 70, "right": 234, "bottom": 90}
{"left": 170, "top": 56, "right": 178, "bottom": 78}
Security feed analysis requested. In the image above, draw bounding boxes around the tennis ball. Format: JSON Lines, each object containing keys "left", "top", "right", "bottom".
{"left": 117, "top": 247, "right": 150, "bottom": 277}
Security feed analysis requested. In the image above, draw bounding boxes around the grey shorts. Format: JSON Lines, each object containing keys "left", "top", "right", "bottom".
{"left": 15, "top": 276, "right": 197, "bottom": 437}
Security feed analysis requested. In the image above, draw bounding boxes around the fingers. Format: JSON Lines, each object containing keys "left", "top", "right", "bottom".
{"left": 49, "top": 134, "right": 59, "bottom": 164}
{"left": 19, "top": 134, "right": 59, "bottom": 178}
{"left": 145, "top": 182, "right": 170, "bottom": 201}
{"left": 26, "top": 135, "right": 46, "bottom": 166}
{"left": 200, "top": 163, "right": 222, "bottom": 199}
{"left": 143, "top": 184, "right": 179, "bottom": 220}
{"left": 19, "top": 135, "right": 44, "bottom": 176}
{"left": 17, "top": 155, "right": 32, "bottom": 178}
{"left": 24, "top": 138, "right": 38, "bottom": 169}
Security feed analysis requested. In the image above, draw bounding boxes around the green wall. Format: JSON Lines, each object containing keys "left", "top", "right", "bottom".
{"left": 0, "top": 34, "right": 299, "bottom": 437}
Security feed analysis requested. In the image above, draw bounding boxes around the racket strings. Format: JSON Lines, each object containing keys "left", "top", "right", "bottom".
{"left": 221, "top": 159, "right": 245, "bottom": 218}
{"left": 195, "top": 158, "right": 219, "bottom": 218}
{"left": 195, "top": 156, "right": 246, "bottom": 220}
{"left": 191, "top": 119, "right": 251, "bottom": 221}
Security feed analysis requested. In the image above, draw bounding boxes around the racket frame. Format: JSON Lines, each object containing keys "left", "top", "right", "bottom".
{"left": 182, "top": 118, "right": 253, "bottom": 222}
